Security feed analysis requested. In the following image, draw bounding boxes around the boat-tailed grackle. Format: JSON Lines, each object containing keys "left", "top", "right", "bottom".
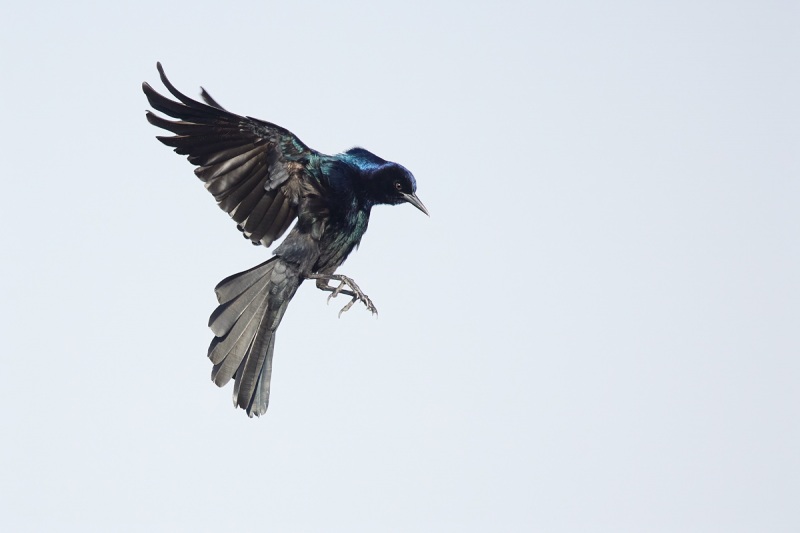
{"left": 143, "top": 63, "right": 427, "bottom": 417}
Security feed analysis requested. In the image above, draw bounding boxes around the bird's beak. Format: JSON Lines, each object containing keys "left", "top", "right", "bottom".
{"left": 402, "top": 192, "right": 429, "bottom": 216}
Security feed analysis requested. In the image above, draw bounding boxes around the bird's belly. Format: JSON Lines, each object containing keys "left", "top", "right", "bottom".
{"left": 313, "top": 214, "right": 368, "bottom": 273}
{"left": 314, "top": 235, "right": 360, "bottom": 273}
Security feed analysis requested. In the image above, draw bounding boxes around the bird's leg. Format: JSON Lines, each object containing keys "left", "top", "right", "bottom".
{"left": 308, "top": 273, "right": 378, "bottom": 317}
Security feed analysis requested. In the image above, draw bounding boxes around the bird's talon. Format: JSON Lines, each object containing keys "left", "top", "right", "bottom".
{"left": 337, "top": 297, "right": 358, "bottom": 318}
{"left": 312, "top": 273, "right": 379, "bottom": 316}
{"left": 331, "top": 281, "right": 345, "bottom": 299}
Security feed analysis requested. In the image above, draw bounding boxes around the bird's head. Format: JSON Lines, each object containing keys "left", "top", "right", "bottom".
{"left": 344, "top": 147, "right": 429, "bottom": 215}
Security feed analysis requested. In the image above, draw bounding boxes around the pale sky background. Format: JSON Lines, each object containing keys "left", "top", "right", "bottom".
{"left": 1, "top": 1, "right": 798, "bottom": 531}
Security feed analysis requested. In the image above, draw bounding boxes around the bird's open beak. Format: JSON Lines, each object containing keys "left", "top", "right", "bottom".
{"left": 402, "top": 192, "right": 429, "bottom": 216}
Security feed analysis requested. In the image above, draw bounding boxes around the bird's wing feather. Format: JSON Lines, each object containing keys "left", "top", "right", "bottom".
{"left": 143, "top": 62, "right": 322, "bottom": 247}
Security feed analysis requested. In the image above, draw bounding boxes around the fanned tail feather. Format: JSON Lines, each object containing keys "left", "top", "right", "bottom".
{"left": 207, "top": 258, "right": 301, "bottom": 417}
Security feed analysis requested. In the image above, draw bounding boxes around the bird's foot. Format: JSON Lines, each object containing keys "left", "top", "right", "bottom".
{"left": 309, "top": 274, "right": 378, "bottom": 318}
{"left": 329, "top": 276, "right": 377, "bottom": 317}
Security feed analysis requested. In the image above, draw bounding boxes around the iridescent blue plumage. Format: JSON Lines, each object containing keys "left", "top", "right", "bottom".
{"left": 340, "top": 147, "right": 388, "bottom": 170}
{"left": 143, "top": 63, "right": 427, "bottom": 417}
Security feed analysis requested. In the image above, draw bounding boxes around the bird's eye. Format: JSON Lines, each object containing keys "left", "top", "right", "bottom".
{"left": 394, "top": 180, "right": 403, "bottom": 192}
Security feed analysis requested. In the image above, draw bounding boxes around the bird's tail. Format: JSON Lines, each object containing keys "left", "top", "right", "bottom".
{"left": 207, "top": 257, "right": 301, "bottom": 417}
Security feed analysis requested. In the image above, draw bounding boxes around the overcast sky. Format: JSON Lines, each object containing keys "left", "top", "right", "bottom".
{"left": 2, "top": 1, "right": 798, "bottom": 531}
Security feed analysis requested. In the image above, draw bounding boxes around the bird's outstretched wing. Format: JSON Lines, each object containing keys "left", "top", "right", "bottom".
{"left": 143, "top": 62, "right": 321, "bottom": 247}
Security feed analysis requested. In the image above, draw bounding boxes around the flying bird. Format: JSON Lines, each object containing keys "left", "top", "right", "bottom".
{"left": 142, "top": 63, "right": 427, "bottom": 417}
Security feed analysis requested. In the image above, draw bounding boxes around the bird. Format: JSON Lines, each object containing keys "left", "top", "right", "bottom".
{"left": 142, "top": 63, "right": 427, "bottom": 417}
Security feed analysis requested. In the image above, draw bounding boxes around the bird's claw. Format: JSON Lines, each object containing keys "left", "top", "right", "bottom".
{"left": 329, "top": 275, "right": 377, "bottom": 317}
{"left": 311, "top": 273, "right": 378, "bottom": 317}
{"left": 327, "top": 280, "right": 347, "bottom": 303}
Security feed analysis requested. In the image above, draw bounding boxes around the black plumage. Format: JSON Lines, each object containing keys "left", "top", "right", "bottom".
{"left": 143, "top": 63, "right": 427, "bottom": 417}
